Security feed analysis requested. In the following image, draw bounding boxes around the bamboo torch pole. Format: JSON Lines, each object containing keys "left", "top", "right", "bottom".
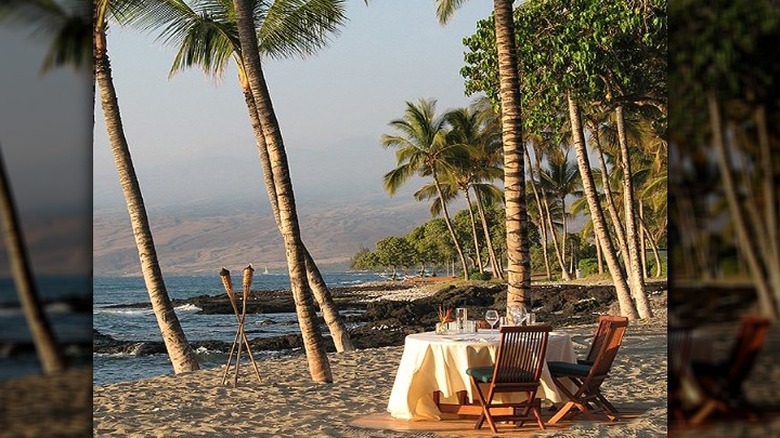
{"left": 220, "top": 268, "right": 241, "bottom": 385}
{"left": 241, "top": 265, "right": 261, "bottom": 381}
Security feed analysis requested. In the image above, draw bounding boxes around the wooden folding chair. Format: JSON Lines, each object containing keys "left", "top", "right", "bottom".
{"left": 465, "top": 325, "right": 552, "bottom": 433}
{"left": 689, "top": 315, "right": 770, "bottom": 425}
{"left": 547, "top": 317, "right": 629, "bottom": 424}
{"left": 578, "top": 315, "right": 629, "bottom": 366}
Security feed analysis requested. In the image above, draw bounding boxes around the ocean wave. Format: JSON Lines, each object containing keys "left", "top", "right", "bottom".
{"left": 174, "top": 304, "right": 202, "bottom": 313}
{"left": 94, "top": 307, "right": 154, "bottom": 316}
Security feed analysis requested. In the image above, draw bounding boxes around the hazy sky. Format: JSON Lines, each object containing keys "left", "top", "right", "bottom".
{"left": 0, "top": 28, "right": 92, "bottom": 216}
{"left": 0, "top": 26, "right": 92, "bottom": 275}
{"left": 93, "top": 0, "right": 494, "bottom": 212}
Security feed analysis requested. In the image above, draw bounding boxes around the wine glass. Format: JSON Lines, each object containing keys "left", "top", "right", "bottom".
{"left": 485, "top": 310, "right": 499, "bottom": 333}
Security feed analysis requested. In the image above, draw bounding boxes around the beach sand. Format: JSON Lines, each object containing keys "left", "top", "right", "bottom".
{"left": 92, "top": 313, "right": 669, "bottom": 437}
{"left": 0, "top": 366, "right": 92, "bottom": 437}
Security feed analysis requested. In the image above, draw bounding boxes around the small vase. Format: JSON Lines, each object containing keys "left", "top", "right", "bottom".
{"left": 435, "top": 322, "right": 447, "bottom": 334}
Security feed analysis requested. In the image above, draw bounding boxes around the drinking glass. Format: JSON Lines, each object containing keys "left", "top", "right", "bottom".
{"left": 485, "top": 310, "right": 499, "bottom": 333}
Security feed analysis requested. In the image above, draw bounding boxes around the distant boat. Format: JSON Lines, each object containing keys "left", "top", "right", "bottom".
{"left": 263, "top": 267, "right": 270, "bottom": 275}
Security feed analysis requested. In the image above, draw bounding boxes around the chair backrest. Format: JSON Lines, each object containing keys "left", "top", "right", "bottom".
{"left": 727, "top": 315, "right": 770, "bottom": 384}
{"left": 585, "top": 318, "right": 629, "bottom": 385}
{"left": 492, "top": 325, "right": 552, "bottom": 385}
{"left": 585, "top": 315, "right": 629, "bottom": 364}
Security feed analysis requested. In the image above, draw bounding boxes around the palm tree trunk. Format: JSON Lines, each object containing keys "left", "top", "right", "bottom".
{"left": 615, "top": 106, "right": 652, "bottom": 318}
{"left": 543, "top": 196, "right": 571, "bottom": 281}
{"left": 95, "top": 25, "right": 199, "bottom": 373}
{"left": 590, "top": 122, "right": 631, "bottom": 271}
{"left": 232, "top": 0, "right": 331, "bottom": 381}
{"left": 432, "top": 174, "right": 469, "bottom": 279}
{"left": 595, "top": 228, "right": 604, "bottom": 274}
{"left": 473, "top": 187, "right": 503, "bottom": 279}
{"left": 0, "top": 144, "right": 65, "bottom": 374}
{"left": 240, "top": 84, "right": 353, "bottom": 352}
{"left": 525, "top": 147, "right": 551, "bottom": 280}
{"left": 494, "top": 0, "right": 529, "bottom": 311}
{"left": 464, "top": 189, "right": 483, "bottom": 273}
{"left": 640, "top": 217, "right": 662, "bottom": 278}
{"left": 568, "top": 94, "right": 638, "bottom": 319}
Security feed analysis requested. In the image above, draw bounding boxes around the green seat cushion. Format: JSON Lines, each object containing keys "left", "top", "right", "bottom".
{"left": 548, "top": 361, "right": 591, "bottom": 377}
{"left": 577, "top": 359, "right": 594, "bottom": 366}
{"left": 466, "top": 366, "right": 495, "bottom": 383}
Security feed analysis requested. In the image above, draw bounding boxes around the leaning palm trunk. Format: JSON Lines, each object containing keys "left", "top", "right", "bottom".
{"left": 232, "top": 0, "right": 331, "bottom": 381}
{"left": 493, "top": 0, "right": 529, "bottom": 312}
{"left": 543, "top": 195, "right": 571, "bottom": 281}
{"left": 0, "top": 144, "right": 65, "bottom": 374}
{"left": 473, "top": 187, "right": 503, "bottom": 279}
{"left": 708, "top": 92, "right": 779, "bottom": 320}
{"left": 240, "top": 82, "right": 353, "bottom": 352}
{"left": 590, "top": 122, "right": 631, "bottom": 270}
{"left": 464, "top": 189, "right": 484, "bottom": 273}
{"left": 432, "top": 174, "right": 470, "bottom": 279}
{"left": 568, "top": 94, "right": 638, "bottom": 319}
{"left": 95, "top": 24, "right": 199, "bottom": 373}
{"left": 525, "top": 147, "right": 551, "bottom": 280}
{"left": 615, "top": 106, "right": 652, "bottom": 318}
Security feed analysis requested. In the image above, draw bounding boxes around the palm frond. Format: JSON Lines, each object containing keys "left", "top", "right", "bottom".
{"left": 434, "top": 0, "right": 468, "bottom": 25}
{"left": 259, "top": 0, "right": 347, "bottom": 60}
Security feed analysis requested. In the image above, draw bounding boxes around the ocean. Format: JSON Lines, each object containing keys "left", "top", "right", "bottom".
{"left": 0, "top": 275, "right": 91, "bottom": 379}
{"left": 93, "top": 271, "right": 385, "bottom": 385}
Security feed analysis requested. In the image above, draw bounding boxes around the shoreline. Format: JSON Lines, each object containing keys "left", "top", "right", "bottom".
{"left": 92, "top": 313, "right": 669, "bottom": 437}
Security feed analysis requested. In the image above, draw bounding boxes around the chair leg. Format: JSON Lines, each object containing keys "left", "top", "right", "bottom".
{"left": 532, "top": 399, "right": 546, "bottom": 430}
{"left": 470, "top": 378, "right": 498, "bottom": 433}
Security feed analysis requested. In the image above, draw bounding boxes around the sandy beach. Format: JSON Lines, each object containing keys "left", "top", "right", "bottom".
{"left": 92, "top": 311, "right": 669, "bottom": 437}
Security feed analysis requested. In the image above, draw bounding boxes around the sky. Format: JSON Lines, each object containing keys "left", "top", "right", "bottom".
{"left": 0, "top": 25, "right": 92, "bottom": 275}
{"left": 93, "top": 0, "right": 496, "bottom": 212}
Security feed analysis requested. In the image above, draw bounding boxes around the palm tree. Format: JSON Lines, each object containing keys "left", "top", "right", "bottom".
{"left": 95, "top": 0, "right": 200, "bottom": 373}
{"left": 137, "top": 0, "right": 354, "bottom": 353}
{"left": 445, "top": 105, "right": 504, "bottom": 277}
{"left": 381, "top": 98, "right": 471, "bottom": 280}
{"left": 568, "top": 93, "right": 638, "bottom": 319}
{"left": 230, "top": 0, "right": 332, "bottom": 382}
{"left": 540, "top": 149, "right": 581, "bottom": 279}
{"left": 436, "top": 0, "right": 530, "bottom": 315}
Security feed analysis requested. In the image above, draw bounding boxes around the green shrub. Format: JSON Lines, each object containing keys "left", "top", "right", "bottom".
{"left": 469, "top": 270, "right": 493, "bottom": 281}
{"left": 578, "top": 258, "right": 599, "bottom": 277}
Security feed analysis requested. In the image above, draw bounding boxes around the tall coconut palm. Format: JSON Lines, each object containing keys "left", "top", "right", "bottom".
{"left": 230, "top": 0, "right": 332, "bottom": 382}
{"left": 382, "top": 98, "right": 472, "bottom": 280}
{"left": 540, "top": 149, "right": 581, "bottom": 278}
{"left": 436, "top": 0, "right": 530, "bottom": 315}
{"left": 445, "top": 105, "right": 504, "bottom": 277}
{"left": 568, "top": 93, "right": 638, "bottom": 319}
{"left": 136, "top": 0, "right": 353, "bottom": 353}
{"left": 95, "top": 0, "right": 201, "bottom": 373}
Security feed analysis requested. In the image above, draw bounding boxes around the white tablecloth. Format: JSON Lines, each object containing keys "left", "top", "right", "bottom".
{"left": 386, "top": 331, "right": 577, "bottom": 420}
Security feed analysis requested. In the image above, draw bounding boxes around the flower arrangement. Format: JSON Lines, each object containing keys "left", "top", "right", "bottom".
{"left": 438, "top": 305, "right": 453, "bottom": 324}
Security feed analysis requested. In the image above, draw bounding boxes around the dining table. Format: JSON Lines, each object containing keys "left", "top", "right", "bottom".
{"left": 386, "top": 329, "right": 577, "bottom": 420}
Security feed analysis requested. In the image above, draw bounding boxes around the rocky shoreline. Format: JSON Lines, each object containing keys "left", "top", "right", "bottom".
{"left": 93, "top": 280, "right": 668, "bottom": 357}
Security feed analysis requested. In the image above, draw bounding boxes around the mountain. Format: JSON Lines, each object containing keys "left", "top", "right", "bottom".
{"left": 93, "top": 198, "right": 438, "bottom": 276}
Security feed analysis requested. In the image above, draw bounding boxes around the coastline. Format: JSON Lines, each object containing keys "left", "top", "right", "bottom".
{"left": 92, "top": 314, "right": 668, "bottom": 437}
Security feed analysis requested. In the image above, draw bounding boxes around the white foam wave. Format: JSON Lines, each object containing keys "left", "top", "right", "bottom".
{"left": 93, "top": 307, "right": 154, "bottom": 316}
{"left": 174, "top": 304, "right": 202, "bottom": 313}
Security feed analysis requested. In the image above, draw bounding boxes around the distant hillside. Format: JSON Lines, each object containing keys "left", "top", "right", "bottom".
{"left": 93, "top": 199, "right": 436, "bottom": 276}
